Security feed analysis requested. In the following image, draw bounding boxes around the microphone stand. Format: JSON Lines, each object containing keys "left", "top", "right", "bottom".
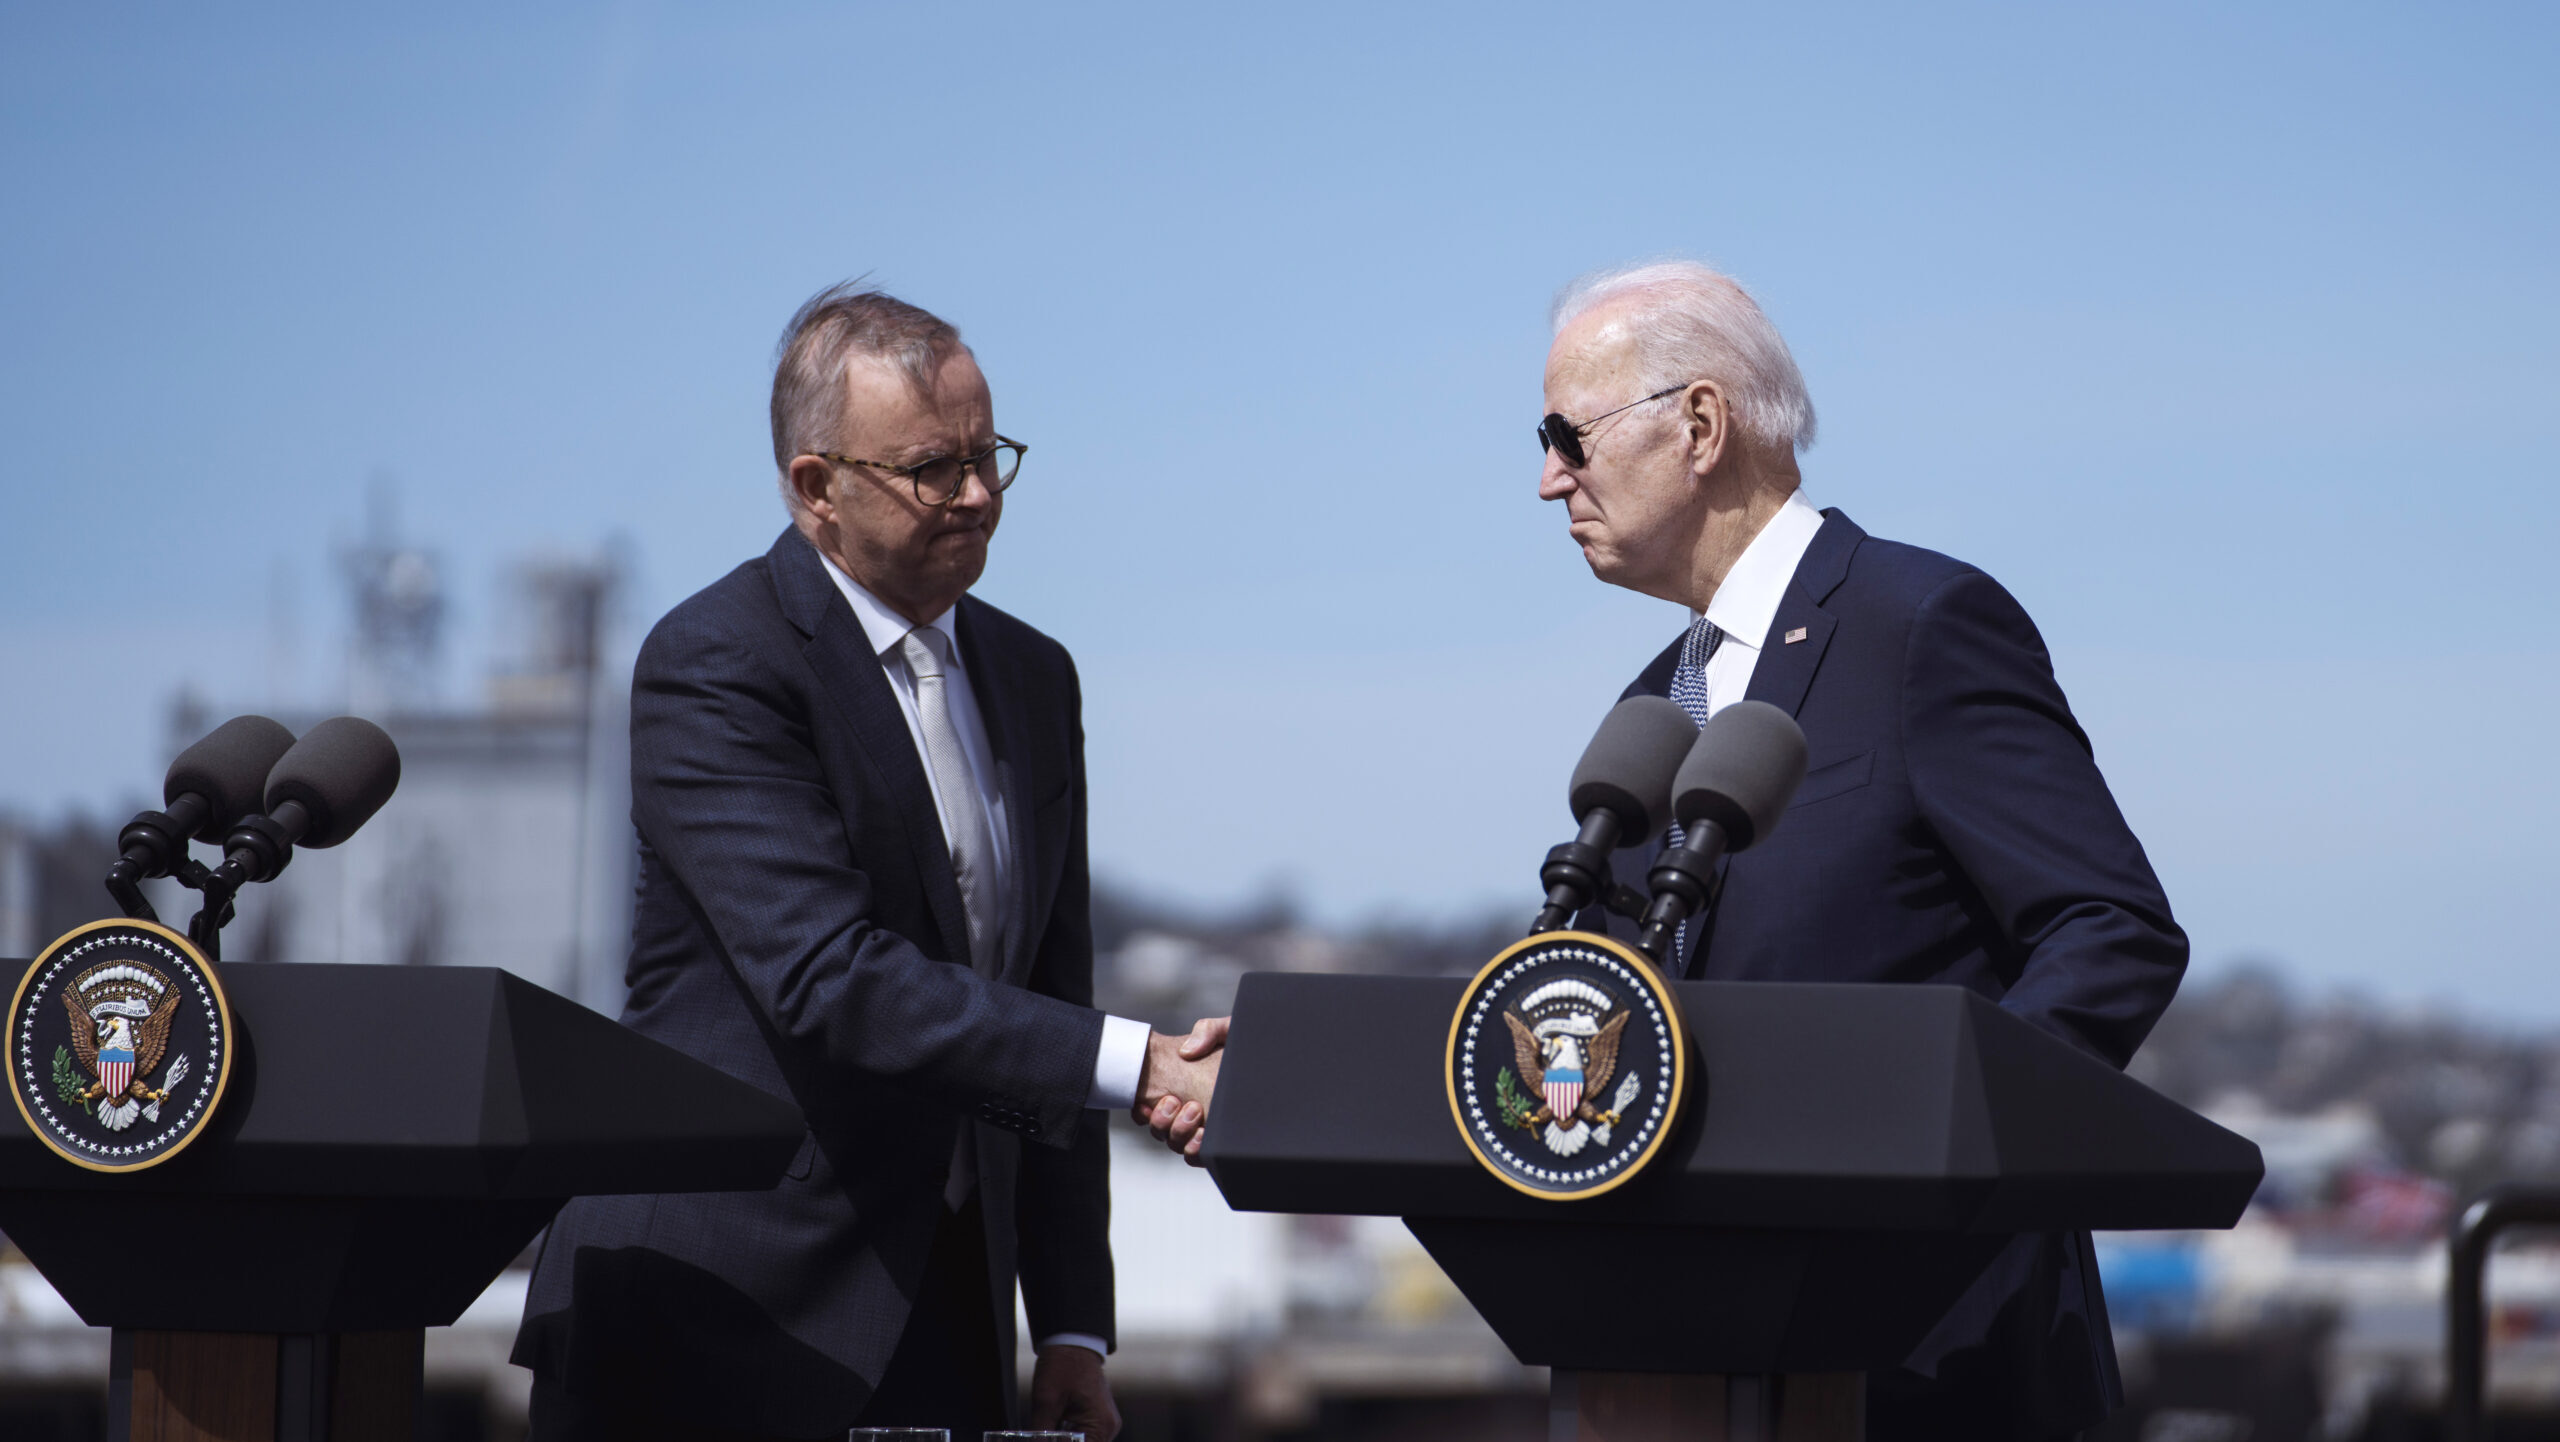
{"left": 1529, "top": 812, "right": 1658, "bottom": 936}
{"left": 101, "top": 802, "right": 238, "bottom": 960}
{"left": 99, "top": 804, "right": 313, "bottom": 965}
{"left": 1633, "top": 818, "right": 1727, "bottom": 968}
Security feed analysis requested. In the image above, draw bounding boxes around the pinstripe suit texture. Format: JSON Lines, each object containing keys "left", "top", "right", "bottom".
{"left": 513, "top": 528, "right": 1112, "bottom": 1438}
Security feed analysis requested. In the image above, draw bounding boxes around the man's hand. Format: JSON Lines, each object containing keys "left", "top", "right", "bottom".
{"left": 1133, "top": 1017, "right": 1228, "bottom": 1166}
{"left": 1027, "top": 1342, "right": 1120, "bottom": 1441}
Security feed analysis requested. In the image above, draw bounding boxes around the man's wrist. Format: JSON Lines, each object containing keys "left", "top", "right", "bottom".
{"left": 1037, "top": 1331, "right": 1110, "bottom": 1358}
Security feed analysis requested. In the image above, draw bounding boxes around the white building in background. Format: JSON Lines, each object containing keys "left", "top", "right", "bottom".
{"left": 0, "top": 824, "right": 36, "bottom": 958}
{"left": 152, "top": 525, "right": 637, "bottom": 1014}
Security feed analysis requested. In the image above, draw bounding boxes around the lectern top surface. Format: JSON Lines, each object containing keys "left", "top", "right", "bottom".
{"left": 0, "top": 962, "right": 802, "bottom": 1198}
{"left": 1206, "top": 972, "right": 2261, "bottom": 1232}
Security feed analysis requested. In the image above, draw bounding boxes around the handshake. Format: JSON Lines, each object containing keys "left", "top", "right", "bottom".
{"left": 1131, "top": 1016, "right": 1230, "bottom": 1167}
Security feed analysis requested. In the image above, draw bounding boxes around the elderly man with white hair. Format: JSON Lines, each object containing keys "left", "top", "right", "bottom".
{"left": 1541, "top": 260, "right": 2189, "bottom": 1441}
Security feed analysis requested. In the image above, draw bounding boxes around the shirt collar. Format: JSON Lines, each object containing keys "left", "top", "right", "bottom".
{"left": 817, "top": 552, "right": 962, "bottom": 663}
{"left": 1699, "top": 488, "right": 1826, "bottom": 650}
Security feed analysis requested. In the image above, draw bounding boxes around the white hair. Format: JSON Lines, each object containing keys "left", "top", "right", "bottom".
{"left": 1549, "top": 260, "right": 1817, "bottom": 455}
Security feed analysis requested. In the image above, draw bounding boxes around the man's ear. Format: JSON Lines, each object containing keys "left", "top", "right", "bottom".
{"left": 786, "top": 455, "right": 838, "bottom": 526}
{"left": 1682, "top": 380, "right": 1731, "bottom": 479}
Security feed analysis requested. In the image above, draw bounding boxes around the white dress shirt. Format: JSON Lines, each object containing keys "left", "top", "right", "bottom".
{"left": 1690, "top": 488, "right": 1827, "bottom": 713}
{"left": 818, "top": 557, "right": 1152, "bottom": 1114}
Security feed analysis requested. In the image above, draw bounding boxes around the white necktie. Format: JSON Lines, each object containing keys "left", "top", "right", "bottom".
{"left": 899, "top": 627, "right": 1002, "bottom": 977}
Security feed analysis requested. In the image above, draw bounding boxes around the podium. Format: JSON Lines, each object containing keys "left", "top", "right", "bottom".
{"left": 0, "top": 962, "right": 803, "bottom": 1442}
{"left": 1205, "top": 973, "right": 2262, "bottom": 1440}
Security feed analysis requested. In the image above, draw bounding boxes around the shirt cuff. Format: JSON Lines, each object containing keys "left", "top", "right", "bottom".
{"left": 1086, "top": 1014, "right": 1150, "bottom": 1110}
{"left": 1037, "top": 1332, "right": 1111, "bottom": 1358}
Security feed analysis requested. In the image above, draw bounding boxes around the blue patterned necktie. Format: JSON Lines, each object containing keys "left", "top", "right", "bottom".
{"left": 1664, "top": 616, "right": 1724, "bottom": 969}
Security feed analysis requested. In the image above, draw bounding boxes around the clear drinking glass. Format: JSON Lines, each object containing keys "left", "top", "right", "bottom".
{"left": 847, "top": 1430, "right": 948, "bottom": 1441}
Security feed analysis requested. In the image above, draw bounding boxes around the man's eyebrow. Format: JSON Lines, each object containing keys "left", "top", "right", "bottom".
{"left": 900, "top": 435, "right": 996, "bottom": 460}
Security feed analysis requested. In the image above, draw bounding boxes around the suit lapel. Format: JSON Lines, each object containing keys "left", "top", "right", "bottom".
{"left": 771, "top": 531, "right": 976, "bottom": 971}
{"left": 955, "top": 598, "right": 1039, "bottom": 987}
{"left": 1741, "top": 509, "right": 1861, "bottom": 720}
{"left": 1690, "top": 509, "right": 1863, "bottom": 978}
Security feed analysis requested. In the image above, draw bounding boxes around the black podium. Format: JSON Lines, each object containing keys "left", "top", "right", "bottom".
{"left": 0, "top": 962, "right": 803, "bottom": 1442}
{"left": 1206, "top": 973, "right": 2263, "bottom": 1441}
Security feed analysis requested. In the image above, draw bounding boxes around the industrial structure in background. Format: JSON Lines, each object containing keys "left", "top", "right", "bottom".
{"left": 3, "top": 514, "right": 633, "bottom": 1016}
{"left": 140, "top": 501, "right": 635, "bottom": 1013}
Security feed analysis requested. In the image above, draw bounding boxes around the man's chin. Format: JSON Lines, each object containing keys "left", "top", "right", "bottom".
{"left": 932, "top": 543, "right": 989, "bottom": 594}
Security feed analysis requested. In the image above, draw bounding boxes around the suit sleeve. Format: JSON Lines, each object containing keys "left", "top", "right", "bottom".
{"left": 1902, "top": 570, "right": 2187, "bottom": 1067}
{"left": 631, "top": 599, "right": 1102, "bottom": 1149}
{"left": 1012, "top": 654, "right": 1117, "bottom": 1345}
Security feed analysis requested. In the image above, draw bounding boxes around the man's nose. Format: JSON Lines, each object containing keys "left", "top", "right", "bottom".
{"left": 1538, "top": 449, "right": 1578, "bottom": 501}
{"left": 946, "top": 466, "right": 995, "bottom": 515}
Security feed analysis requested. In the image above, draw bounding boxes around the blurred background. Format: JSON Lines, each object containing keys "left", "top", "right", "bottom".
{"left": 3, "top": 4, "right": 2555, "bottom": 1438}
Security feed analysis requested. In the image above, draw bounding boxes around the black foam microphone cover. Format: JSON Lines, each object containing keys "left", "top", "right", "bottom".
{"left": 1671, "top": 700, "right": 1808, "bottom": 852}
{"left": 263, "top": 716, "right": 402, "bottom": 848}
{"left": 164, "top": 715, "right": 299, "bottom": 842}
{"left": 1568, "top": 696, "right": 1701, "bottom": 844}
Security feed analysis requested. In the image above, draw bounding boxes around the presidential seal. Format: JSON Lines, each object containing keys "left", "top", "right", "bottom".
{"left": 1446, "top": 931, "right": 1689, "bottom": 1201}
{"left": 7, "top": 918, "right": 234, "bottom": 1173}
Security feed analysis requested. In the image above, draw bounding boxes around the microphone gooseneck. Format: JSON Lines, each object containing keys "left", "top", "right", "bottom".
{"left": 1532, "top": 808, "right": 1624, "bottom": 933}
{"left": 1636, "top": 817, "right": 1728, "bottom": 962}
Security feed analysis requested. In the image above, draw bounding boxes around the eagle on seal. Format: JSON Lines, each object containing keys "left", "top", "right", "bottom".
{"left": 1503, "top": 1008, "right": 1630, "bottom": 1130}
{"left": 64, "top": 986, "right": 183, "bottom": 1116}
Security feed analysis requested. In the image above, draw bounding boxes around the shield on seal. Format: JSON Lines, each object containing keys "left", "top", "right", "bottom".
{"left": 98, "top": 1045, "right": 133, "bottom": 1100}
{"left": 1543, "top": 1065, "right": 1582, "bottom": 1121}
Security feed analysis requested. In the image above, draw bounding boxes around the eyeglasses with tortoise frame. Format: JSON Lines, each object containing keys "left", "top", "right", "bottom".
{"left": 814, "top": 434, "right": 1027, "bottom": 508}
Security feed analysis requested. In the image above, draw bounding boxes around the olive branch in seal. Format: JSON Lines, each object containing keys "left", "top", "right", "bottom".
{"left": 1495, "top": 1067, "right": 1538, "bottom": 1131}
{"left": 51, "top": 1046, "right": 86, "bottom": 1107}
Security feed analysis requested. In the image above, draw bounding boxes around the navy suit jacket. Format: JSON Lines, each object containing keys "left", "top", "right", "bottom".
{"left": 513, "top": 530, "right": 1112, "bottom": 1437}
{"left": 1578, "top": 509, "right": 2186, "bottom": 1440}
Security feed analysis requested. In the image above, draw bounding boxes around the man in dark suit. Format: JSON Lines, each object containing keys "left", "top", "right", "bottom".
{"left": 1534, "top": 261, "right": 2189, "bottom": 1441}
{"left": 513, "top": 284, "right": 1217, "bottom": 1441}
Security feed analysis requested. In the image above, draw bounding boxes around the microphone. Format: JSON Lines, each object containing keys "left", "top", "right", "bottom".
{"left": 1633, "top": 700, "right": 1808, "bottom": 965}
{"left": 212, "top": 717, "right": 403, "bottom": 887}
{"left": 1529, "top": 696, "right": 1700, "bottom": 933}
{"left": 106, "top": 716, "right": 299, "bottom": 915}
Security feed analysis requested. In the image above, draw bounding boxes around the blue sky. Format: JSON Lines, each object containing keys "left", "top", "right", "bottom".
{"left": 4, "top": 5, "right": 2555, "bottom": 1012}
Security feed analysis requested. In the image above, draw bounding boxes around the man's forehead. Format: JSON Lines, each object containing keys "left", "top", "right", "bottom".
{"left": 841, "top": 353, "right": 992, "bottom": 443}
{"left": 1546, "top": 301, "right": 1646, "bottom": 393}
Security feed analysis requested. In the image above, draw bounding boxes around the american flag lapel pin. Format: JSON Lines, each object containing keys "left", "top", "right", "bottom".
{"left": 1784, "top": 627, "right": 1808, "bottom": 644}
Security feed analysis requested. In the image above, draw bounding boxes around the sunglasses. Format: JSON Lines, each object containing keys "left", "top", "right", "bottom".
{"left": 1537, "top": 384, "right": 1689, "bottom": 469}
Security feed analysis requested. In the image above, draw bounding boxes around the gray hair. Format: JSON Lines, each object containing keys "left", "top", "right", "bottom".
{"left": 769, "top": 282, "right": 970, "bottom": 492}
{"left": 1549, "top": 260, "right": 1817, "bottom": 455}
